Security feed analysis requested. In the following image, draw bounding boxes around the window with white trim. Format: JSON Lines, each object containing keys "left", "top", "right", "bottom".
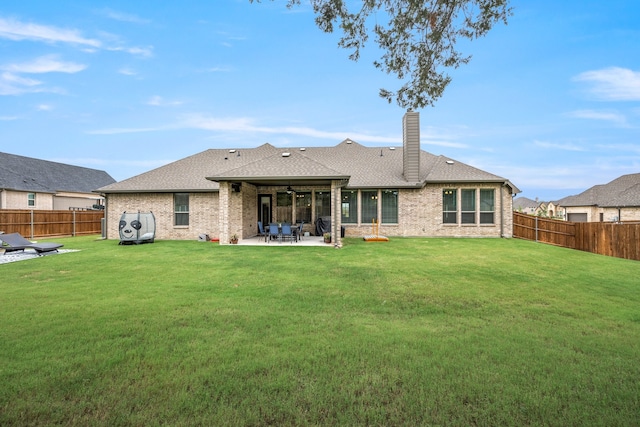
{"left": 381, "top": 189, "right": 398, "bottom": 224}
{"left": 461, "top": 189, "right": 476, "bottom": 224}
{"left": 341, "top": 190, "right": 357, "bottom": 224}
{"left": 361, "top": 190, "right": 377, "bottom": 224}
{"left": 174, "top": 193, "right": 189, "bottom": 226}
{"left": 480, "top": 189, "right": 495, "bottom": 224}
{"left": 442, "top": 189, "right": 457, "bottom": 224}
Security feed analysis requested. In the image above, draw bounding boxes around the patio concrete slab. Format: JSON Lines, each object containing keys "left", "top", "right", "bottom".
{"left": 234, "top": 235, "right": 333, "bottom": 247}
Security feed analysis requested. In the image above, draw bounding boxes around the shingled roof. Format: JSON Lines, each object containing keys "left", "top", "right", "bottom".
{"left": 513, "top": 197, "right": 539, "bottom": 210}
{"left": 0, "top": 151, "right": 115, "bottom": 194}
{"left": 98, "top": 140, "right": 518, "bottom": 193}
{"left": 560, "top": 173, "right": 640, "bottom": 208}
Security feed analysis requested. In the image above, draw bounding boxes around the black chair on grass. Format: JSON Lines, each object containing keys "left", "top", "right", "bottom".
{"left": 0, "top": 232, "right": 63, "bottom": 255}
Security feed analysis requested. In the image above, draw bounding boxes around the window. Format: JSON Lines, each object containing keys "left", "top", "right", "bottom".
{"left": 461, "top": 189, "right": 476, "bottom": 224}
{"left": 381, "top": 190, "right": 398, "bottom": 223}
{"left": 276, "top": 192, "right": 292, "bottom": 223}
{"left": 442, "top": 189, "right": 457, "bottom": 224}
{"left": 480, "top": 189, "right": 495, "bottom": 224}
{"left": 295, "top": 192, "right": 311, "bottom": 223}
{"left": 27, "top": 193, "right": 35, "bottom": 207}
{"left": 315, "top": 191, "right": 331, "bottom": 218}
{"left": 341, "top": 190, "right": 358, "bottom": 224}
{"left": 361, "top": 190, "right": 378, "bottom": 224}
{"left": 174, "top": 193, "right": 189, "bottom": 226}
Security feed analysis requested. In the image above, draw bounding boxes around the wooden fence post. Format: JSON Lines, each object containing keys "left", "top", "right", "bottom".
{"left": 30, "top": 209, "right": 34, "bottom": 240}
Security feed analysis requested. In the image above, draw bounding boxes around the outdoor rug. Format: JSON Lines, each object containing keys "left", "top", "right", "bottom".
{"left": 0, "top": 249, "right": 79, "bottom": 265}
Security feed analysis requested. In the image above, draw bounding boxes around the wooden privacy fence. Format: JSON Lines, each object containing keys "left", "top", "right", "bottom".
{"left": 513, "top": 212, "right": 640, "bottom": 262}
{"left": 0, "top": 209, "right": 104, "bottom": 239}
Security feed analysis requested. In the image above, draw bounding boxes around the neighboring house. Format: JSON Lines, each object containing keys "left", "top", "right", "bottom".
{"left": 0, "top": 152, "right": 116, "bottom": 210}
{"left": 513, "top": 197, "right": 538, "bottom": 215}
{"left": 559, "top": 173, "right": 640, "bottom": 222}
{"left": 97, "top": 112, "right": 520, "bottom": 245}
{"left": 513, "top": 197, "right": 564, "bottom": 219}
{"left": 544, "top": 201, "right": 564, "bottom": 219}
{"left": 535, "top": 201, "right": 563, "bottom": 218}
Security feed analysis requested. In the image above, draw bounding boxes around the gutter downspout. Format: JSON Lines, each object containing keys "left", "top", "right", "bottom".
{"left": 501, "top": 183, "right": 506, "bottom": 238}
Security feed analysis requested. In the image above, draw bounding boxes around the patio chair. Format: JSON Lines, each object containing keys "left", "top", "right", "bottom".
{"left": 257, "top": 221, "right": 267, "bottom": 242}
{"left": 297, "top": 221, "right": 304, "bottom": 240}
{"left": 0, "top": 232, "right": 63, "bottom": 255}
{"left": 268, "top": 223, "right": 280, "bottom": 243}
{"left": 281, "top": 223, "right": 295, "bottom": 244}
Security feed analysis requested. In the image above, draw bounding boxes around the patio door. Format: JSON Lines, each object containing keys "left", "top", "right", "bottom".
{"left": 258, "top": 194, "right": 272, "bottom": 225}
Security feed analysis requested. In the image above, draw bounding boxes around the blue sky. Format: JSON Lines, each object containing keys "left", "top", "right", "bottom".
{"left": 1, "top": 0, "right": 638, "bottom": 201}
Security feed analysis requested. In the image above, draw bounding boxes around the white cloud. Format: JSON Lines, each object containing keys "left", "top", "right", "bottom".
{"left": 0, "top": 17, "right": 101, "bottom": 47}
{"left": 147, "top": 95, "right": 183, "bottom": 107}
{"left": 181, "top": 114, "right": 400, "bottom": 143}
{"left": 422, "top": 140, "right": 469, "bottom": 149}
{"left": 86, "top": 114, "right": 469, "bottom": 147}
{"left": 98, "top": 8, "right": 150, "bottom": 25}
{"left": 207, "top": 66, "right": 232, "bottom": 73}
{"left": 107, "top": 45, "right": 153, "bottom": 58}
{"left": 86, "top": 126, "right": 169, "bottom": 135}
{"left": 573, "top": 67, "right": 640, "bottom": 101}
{"left": 1, "top": 55, "right": 86, "bottom": 74}
{"left": 118, "top": 67, "right": 137, "bottom": 76}
{"left": 36, "top": 104, "right": 53, "bottom": 111}
{"left": 0, "top": 71, "right": 44, "bottom": 95}
{"left": 1, "top": 72, "right": 40, "bottom": 86}
{"left": 533, "top": 139, "right": 587, "bottom": 152}
{"left": 566, "top": 109, "right": 628, "bottom": 126}
{"left": 0, "top": 16, "right": 152, "bottom": 57}
{"left": 596, "top": 143, "right": 640, "bottom": 154}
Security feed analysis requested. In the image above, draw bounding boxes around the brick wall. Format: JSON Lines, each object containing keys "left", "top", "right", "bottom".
{"left": 105, "top": 182, "right": 514, "bottom": 241}
{"left": 565, "top": 206, "right": 640, "bottom": 222}
{"left": 106, "top": 192, "right": 218, "bottom": 240}
{"left": 1, "top": 190, "right": 54, "bottom": 210}
{"left": 342, "top": 183, "right": 513, "bottom": 238}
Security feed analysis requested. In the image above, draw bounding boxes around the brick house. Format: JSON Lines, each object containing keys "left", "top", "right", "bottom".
{"left": 97, "top": 112, "right": 520, "bottom": 245}
{"left": 559, "top": 173, "right": 640, "bottom": 222}
{"left": 0, "top": 151, "right": 115, "bottom": 211}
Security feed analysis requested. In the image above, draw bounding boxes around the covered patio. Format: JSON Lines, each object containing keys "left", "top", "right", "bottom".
{"left": 233, "top": 234, "right": 333, "bottom": 247}
{"left": 209, "top": 150, "right": 348, "bottom": 246}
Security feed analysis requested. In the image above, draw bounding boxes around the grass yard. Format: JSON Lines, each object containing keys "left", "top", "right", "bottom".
{"left": 1, "top": 236, "right": 639, "bottom": 426}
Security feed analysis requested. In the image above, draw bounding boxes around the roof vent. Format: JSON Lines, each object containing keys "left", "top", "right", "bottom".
{"left": 446, "top": 160, "right": 454, "bottom": 165}
{"left": 282, "top": 152, "right": 291, "bottom": 157}
{"left": 229, "top": 149, "right": 236, "bottom": 153}
{"left": 389, "top": 147, "right": 396, "bottom": 150}
{"left": 300, "top": 147, "right": 306, "bottom": 151}
{"left": 346, "top": 139, "right": 353, "bottom": 144}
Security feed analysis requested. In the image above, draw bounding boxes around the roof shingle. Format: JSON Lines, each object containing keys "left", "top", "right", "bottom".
{"left": 0, "top": 151, "right": 115, "bottom": 193}
{"left": 97, "top": 140, "right": 517, "bottom": 193}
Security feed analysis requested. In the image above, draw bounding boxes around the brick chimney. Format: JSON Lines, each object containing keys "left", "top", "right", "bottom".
{"left": 403, "top": 111, "right": 420, "bottom": 182}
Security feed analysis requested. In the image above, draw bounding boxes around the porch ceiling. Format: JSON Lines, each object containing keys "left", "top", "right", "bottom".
{"left": 222, "top": 177, "right": 335, "bottom": 187}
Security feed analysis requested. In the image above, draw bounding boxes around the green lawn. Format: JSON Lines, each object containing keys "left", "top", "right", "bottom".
{"left": 1, "top": 236, "right": 639, "bottom": 426}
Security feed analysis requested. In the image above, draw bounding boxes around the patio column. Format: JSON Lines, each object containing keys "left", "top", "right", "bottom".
{"left": 331, "top": 180, "right": 342, "bottom": 248}
{"left": 218, "top": 182, "right": 231, "bottom": 245}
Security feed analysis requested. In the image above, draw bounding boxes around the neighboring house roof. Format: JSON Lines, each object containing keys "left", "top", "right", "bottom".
{"left": 97, "top": 140, "right": 518, "bottom": 193}
{"left": 0, "top": 151, "right": 116, "bottom": 194}
{"left": 513, "top": 197, "right": 539, "bottom": 210}
{"left": 560, "top": 173, "right": 640, "bottom": 208}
